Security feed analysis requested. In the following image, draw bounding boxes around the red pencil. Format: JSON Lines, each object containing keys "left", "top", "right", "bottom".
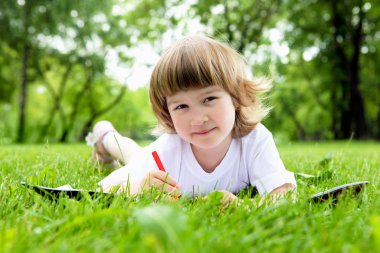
{"left": 152, "top": 151, "right": 166, "bottom": 172}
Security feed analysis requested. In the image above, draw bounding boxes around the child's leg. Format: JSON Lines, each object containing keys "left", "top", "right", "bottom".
{"left": 91, "top": 121, "right": 143, "bottom": 166}
{"left": 102, "top": 132, "right": 143, "bottom": 165}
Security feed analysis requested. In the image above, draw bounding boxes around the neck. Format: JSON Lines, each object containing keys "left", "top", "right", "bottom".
{"left": 191, "top": 137, "right": 232, "bottom": 173}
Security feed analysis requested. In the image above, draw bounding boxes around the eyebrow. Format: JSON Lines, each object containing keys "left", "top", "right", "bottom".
{"left": 166, "top": 87, "right": 222, "bottom": 107}
{"left": 199, "top": 88, "right": 220, "bottom": 96}
{"left": 166, "top": 96, "right": 183, "bottom": 108}
{"left": 166, "top": 99, "right": 179, "bottom": 107}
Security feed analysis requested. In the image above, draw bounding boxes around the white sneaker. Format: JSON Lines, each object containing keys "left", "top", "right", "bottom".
{"left": 85, "top": 121, "right": 115, "bottom": 147}
{"left": 93, "top": 121, "right": 116, "bottom": 142}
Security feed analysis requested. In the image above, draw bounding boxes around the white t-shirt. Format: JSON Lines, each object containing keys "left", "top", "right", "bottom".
{"left": 99, "top": 123, "right": 296, "bottom": 196}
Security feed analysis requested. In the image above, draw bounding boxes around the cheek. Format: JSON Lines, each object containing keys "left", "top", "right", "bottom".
{"left": 170, "top": 113, "right": 187, "bottom": 132}
{"left": 217, "top": 103, "right": 236, "bottom": 126}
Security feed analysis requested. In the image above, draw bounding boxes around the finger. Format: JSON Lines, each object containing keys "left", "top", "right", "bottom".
{"left": 219, "top": 190, "right": 237, "bottom": 204}
{"left": 168, "top": 187, "right": 181, "bottom": 197}
{"left": 139, "top": 176, "right": 167, "bottom": 190}
{"left": 147, "top": 177, "right": 180, "bottom": 194}
{"left": 150, "top": 170, "right": 179, "bottom": 188}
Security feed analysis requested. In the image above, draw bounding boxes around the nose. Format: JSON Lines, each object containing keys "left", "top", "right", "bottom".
{"left": 190, "top": 109, "right": 208, "bottom": 126}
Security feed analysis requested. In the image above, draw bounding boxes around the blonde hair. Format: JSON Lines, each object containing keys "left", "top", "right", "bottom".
{"left": 149, "top": 35, "right": 271, "bottom": 138}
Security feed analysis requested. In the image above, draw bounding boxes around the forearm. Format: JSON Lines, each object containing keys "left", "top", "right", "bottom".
{"left": 270, "top": 183, "right": 296, "bottom": 195}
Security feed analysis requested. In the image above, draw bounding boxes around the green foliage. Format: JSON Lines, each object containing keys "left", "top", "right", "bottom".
{"left": 94, "top": 87, "right": 157, "bottom": 141}
{"left": 191, "top": 0, "right": 282, "bottom": 53}
{"left": 1, "top": 0, "right": 380, "bottom": 142}
{"left": 0, "top": 0, "right": 166, "bottom": 143}
{"left": 0, "top": 43, "right": 18, "bottom": 102}
{"left": 0, "top": 142, "right": 379, "bottom": 252}
{"left": 279, "top": 0, "right": 380, "bottom": 139}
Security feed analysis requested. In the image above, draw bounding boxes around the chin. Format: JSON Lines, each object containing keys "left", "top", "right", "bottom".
{"left": 190, "top": 139, "right": 225, "bottom": 150}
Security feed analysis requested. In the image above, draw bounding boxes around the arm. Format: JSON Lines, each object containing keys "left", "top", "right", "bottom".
{"left": 248, "top": 128, "right": 297, "bottom": 196}
{"left": 270, "top": 183, "right": 296, "bottom": 195}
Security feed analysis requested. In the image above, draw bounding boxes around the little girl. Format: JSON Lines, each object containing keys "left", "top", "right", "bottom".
{"left": 88, "top": 35, "right": 296, "bottom": 198}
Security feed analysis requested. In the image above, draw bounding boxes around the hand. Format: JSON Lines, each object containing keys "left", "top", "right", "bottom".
{"left": 217, "top": 190, "right": 238, "bottom": 205}
{"left": 139, "top": 170, "right": 181, "bottom": 196}
{"left": 247, "top": 183, "right": 296, "bottom": 207}
{"left": 203, "top": 190, "right": 240, "bottom": 210}
{"left": 269, "top": 183, "right": 296, "bottom": 202}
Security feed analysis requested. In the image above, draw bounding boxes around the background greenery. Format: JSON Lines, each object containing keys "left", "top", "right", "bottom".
{"left": 1, "top": 2, "right": 379, "bottom": 252}
{"left": 0, "top": 142, "right": 379, "bottom": 252}
{"left": 0, "top": 0, "right": 379, "bottom": 143}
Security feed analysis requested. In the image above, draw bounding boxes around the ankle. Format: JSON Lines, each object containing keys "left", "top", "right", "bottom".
{"left": 101, "top": 131, "right": 117, "bottom": 153}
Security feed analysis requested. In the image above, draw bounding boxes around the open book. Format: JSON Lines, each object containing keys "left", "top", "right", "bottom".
{"left": 21, "top": 181, "right": 111, "bottom": 200}
{"left": 310, "top": 181, "right": 368, "bottom": 203}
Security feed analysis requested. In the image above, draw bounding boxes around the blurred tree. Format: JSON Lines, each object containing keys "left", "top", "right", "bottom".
{"left": 0, "top": 0, "right": 196, "bottom": 143}
{"left": 78, "top": 82, "right": 126, "bottom": 142}
{"left": 0, "top": 43, "right": 17, "bottom": 103}
{"left": 0, "top": 0, "right": 117, "bottom": 142}
{"left": 0, "top": 0, "right": 167, "bottom": 143}
{"left": 283, "top": 0, "right": 379, "bottom": 139}
{"left": 191, "top": 0, "right": 282, "bottom": 54}
{"left": 2, "top": 0, "right": 378, "bottom": 142}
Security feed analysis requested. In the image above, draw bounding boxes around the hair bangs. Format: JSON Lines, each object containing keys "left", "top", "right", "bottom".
{"left": 161, "top": 44, "right": 220, "bottom": 97}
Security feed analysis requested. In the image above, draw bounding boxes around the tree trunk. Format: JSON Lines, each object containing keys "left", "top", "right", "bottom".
{"left": 330, "top": 80, "right": 340, "bottom": 139}
{"left": 17, "top": 43, "right": 29, "bottom": 143}
{"left": 38, "top": 63, "right": 72, "bottom": 141}
{"left": 348, "top": 0, "right": 368, "bottom": 139}
{"left": 329, "top": 0, "right": 368, "bottom": 139}
{"left": 16, "top": 1, "right": 31, "bottom": 143}
{"left": 59, "top": 72, "right": 93, "bottom": 142}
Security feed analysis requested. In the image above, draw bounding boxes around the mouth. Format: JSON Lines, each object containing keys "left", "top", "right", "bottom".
{"left": 193, "top": 127, "right": 216, "bottom": 135}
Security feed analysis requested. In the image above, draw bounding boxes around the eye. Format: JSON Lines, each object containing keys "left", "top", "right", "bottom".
{"left": 203, "top": 96, "right": 217, "bottom": 103}
{"left": 174, "top": 104, "right": 188, "bottom": 110}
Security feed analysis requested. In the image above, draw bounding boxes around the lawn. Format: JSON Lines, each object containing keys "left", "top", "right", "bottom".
{"left": 0, "top": 142, "right": 379, "bottom": 252}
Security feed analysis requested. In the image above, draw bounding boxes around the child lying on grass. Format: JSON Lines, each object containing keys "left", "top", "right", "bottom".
{"left": 87, "top": 35, "right": 296, "bottom": 202}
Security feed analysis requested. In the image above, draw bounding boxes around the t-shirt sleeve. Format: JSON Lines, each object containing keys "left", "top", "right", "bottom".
{"left": 249, "top": 133, "right": 296, "bottom": 196}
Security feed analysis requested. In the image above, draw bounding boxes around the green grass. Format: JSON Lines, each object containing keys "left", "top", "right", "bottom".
{"left": 1, "top": 142, "right": 379, "bottom": 252}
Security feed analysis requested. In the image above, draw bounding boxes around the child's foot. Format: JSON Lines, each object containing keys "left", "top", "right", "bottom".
{"left": 86, "top": 121, "right": 118, "bottom": 170}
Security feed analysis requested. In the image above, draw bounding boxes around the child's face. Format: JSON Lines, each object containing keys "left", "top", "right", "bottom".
{"left": 166, "top": 86, "right": 235, "bottom": 152}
